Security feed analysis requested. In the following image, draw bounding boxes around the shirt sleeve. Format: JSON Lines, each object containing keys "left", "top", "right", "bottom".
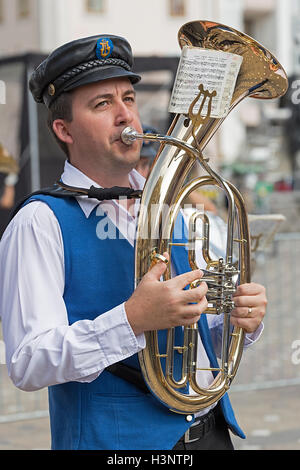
{"left": 0, "top": 201, "right": 145, "bottom": 392}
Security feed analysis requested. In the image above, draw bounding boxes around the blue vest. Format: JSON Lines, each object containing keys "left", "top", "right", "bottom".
{"left": 26, "top": 195, "right": 245, "bottom": 449}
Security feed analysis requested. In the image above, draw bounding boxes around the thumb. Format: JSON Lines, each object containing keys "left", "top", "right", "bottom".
{"left": 147, "top": 251, "right": 169, "bottom": 280}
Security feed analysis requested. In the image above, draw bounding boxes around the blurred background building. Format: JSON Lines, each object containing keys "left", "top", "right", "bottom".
{"left": 0, "top": 0, "right": 300, "bottom": 451}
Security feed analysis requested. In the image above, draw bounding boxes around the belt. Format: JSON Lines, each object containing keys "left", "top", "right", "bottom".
{"left": 182, "top": 405, "right": 220, "bottom": 444}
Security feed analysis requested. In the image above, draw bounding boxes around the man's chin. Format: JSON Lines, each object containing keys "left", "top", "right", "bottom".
{"left": 112, "top": 152, "right": 140, "bottom": 171}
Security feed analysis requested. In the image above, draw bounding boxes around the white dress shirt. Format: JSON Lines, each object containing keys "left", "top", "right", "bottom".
{"left": 0, "top": 160, "right": 262, "bottom": 411}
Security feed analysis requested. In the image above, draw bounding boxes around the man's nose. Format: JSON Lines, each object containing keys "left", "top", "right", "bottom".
{"left": 115, "top": 101, "right": 133, "bottom": 126}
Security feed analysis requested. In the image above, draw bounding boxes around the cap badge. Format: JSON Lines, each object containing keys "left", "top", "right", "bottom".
{"left": 96, "top": 37, "right": 114, "bottom": 59}
{"left": 48, "top": 84, "right": 56, "bottom": 96}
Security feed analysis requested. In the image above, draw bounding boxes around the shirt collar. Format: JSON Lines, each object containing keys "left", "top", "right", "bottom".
{"left": 61, "top": 160, "right": 145, "bottom": 218}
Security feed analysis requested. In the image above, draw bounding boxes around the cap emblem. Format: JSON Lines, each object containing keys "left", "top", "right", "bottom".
{"left": 96, "top": 37, "right": 114, "bottom": 59}
{"left": 48, "top": 84, "right": 56, "bottom": 96}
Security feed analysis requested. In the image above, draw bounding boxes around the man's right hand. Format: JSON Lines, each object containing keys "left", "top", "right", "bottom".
{"left": 125, "top": 253, "right": 208, "bottom": 336}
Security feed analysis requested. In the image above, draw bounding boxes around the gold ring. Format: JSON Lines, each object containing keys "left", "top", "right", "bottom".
{"left": 190, "top": 279, "right": 202, "bottom": 289}
{"left": 151, "top": 253, "right": 169, "bottom": 264}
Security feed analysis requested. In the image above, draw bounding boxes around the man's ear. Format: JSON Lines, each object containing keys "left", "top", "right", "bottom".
{"left": 52, "top": 119, "right": 73, "bottom": 145}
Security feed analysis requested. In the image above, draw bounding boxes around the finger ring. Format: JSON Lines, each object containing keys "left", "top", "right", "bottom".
{"left": 248, "top": 307, "right": 252, "bottom": 315}
{"left": 150, "top": 250, "right": 169, "bottom": 265}
{"left": 153, "top": 254, "right": 169, "bottom": 264}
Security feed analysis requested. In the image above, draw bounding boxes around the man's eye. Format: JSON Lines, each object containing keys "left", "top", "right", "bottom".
{"left": 95, "top": 100, "right": 108, "bottom": 108}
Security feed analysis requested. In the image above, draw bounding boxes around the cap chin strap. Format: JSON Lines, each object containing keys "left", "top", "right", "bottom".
{"left": 53, "top": 58, "right": 131, "bottom": 90}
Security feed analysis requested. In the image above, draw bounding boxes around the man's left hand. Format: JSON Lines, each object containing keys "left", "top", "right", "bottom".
{"left": 230, "top": 282, "right": 267, "bottom": 333}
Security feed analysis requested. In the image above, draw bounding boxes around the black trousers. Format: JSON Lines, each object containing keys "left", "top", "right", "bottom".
{"left": 172, "top": 405, "right": 234, "bottom": 451}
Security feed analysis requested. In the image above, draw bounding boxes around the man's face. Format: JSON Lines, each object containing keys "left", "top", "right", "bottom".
{"left": 62, "top": 77, "right": 143, "bottom": 178}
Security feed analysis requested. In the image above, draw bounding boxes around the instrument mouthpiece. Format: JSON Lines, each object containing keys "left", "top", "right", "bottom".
{"left": 121, "top": 127, "right": 139, "bottom": 145}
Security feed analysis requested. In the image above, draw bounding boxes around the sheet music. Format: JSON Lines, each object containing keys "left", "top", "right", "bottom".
{"left": 168, "top": 46, "right": 243, "bottom": 118}
{"left": 248, "top": 214, "right": 286, "bottom": 252}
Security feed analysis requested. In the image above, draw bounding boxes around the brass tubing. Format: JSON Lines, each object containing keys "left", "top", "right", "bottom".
{"left": 121, "top": 19, "right": 287, "bottom": 414}
{"left": 165, "top": 328, "right": 188, "bottom": 389}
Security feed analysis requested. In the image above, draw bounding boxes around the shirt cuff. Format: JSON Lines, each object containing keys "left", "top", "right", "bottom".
{"left": 244, "top": 322, "right": 264, "bottom": 348}
{"left": 93, "top": 302, "right": 146, "bottom": 366}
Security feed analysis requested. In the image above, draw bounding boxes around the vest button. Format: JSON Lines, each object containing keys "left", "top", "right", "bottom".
{"left": 185, "top": 414, "right": 193, "bottom": 422}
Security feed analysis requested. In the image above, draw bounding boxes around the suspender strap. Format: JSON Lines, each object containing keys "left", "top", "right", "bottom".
{"left": 106, "top": 363, "right": 149, "bottom": 394}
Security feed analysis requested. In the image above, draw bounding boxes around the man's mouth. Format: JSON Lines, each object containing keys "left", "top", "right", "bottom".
{"left": 112, "top": 134, "right": 135, "bottom": 147}
{"left": 111, "top": 133, "right": 124, "bottom": 144}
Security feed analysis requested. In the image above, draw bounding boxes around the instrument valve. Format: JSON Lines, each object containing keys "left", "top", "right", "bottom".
{"left": 223, "top": 299, "right": 235, "bottom": 314}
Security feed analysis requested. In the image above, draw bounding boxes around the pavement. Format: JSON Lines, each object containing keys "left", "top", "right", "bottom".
{"left": 0, "top": 414, "right": 51, "bottom": 450}
{"left": 230, "top": 385, "right": 300, "bottom": 450}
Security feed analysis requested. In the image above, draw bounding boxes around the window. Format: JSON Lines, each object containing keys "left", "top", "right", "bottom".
{"left": 17, "top": 0, "right": 30, "bottom": 18}
{"left": 169, "top": 0, "right": 185, "bottom": 17}
{"left": 86, "top": 0, "right": 105, "bottom": 13}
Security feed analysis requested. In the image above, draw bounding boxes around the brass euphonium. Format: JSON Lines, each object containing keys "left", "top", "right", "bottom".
{"left": 121, "top": 20, "right": 288, "bottom": 414}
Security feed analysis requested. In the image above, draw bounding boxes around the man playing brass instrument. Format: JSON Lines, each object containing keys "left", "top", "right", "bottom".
{"left": 0, "top": 35, "right": 266, "bottom": 450}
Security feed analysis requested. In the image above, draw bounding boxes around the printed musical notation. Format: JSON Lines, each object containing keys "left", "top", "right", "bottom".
{"left": 168, "top": 46, "right": 243, "bottom": 118}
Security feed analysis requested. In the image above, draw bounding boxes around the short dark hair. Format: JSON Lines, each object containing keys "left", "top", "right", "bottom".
{"left": 47, "top": 91, "right": 74, "bottom": 157}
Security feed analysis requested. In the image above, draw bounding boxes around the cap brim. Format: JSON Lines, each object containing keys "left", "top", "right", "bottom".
{"left": 63, "top": 65, "right": 141, "bottom": 92}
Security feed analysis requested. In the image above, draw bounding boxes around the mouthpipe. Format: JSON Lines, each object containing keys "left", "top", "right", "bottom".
{"left": 121, "top": 126, "right": 198, "bottom": 157}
